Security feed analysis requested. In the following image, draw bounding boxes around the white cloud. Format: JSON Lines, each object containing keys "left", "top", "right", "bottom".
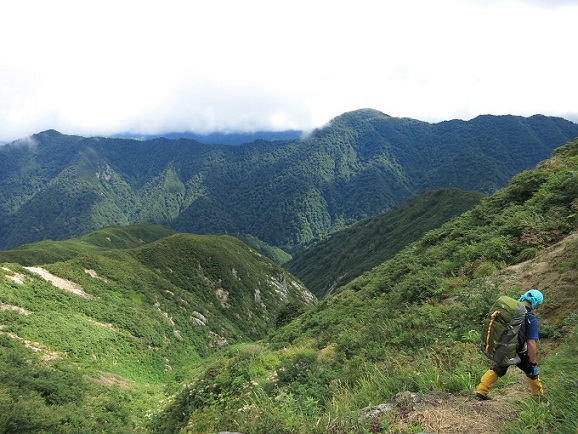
{"left": 0, "top": 0, "right": 577, "bottom": 142}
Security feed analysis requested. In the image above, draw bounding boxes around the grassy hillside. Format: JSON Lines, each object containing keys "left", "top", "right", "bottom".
{"left": 285, "top": 188, "right": 485, "bottom": 298}
{"left": 0, "top": 223, "right": 178, "bottom": 266}
{"left": 0, "top": 229, "right": 315, "bottom": 433}
{"left": 154, "top": 138, "right": 578, "bottom": 433}
{"left": 237, "top": 234, "right": 293, "bottom": 266}
{"left": 1, "top": 111, "right": 577, "bottom": 252}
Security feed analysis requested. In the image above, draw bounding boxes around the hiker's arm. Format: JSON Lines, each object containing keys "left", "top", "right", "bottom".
{"left": 527, "top": 339, "right": 538, "bottom": 364}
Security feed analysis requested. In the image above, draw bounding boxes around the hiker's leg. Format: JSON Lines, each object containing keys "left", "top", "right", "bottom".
{"left": 517, "top": 353, "right": 544, "bottom": 396}
{"left": 476, "top": 365, "right": 506, "bottom": 398}
{"left": 476, "top": 370, "right": 499, "bottom": 398}
{"left": 527, "top": 376, "right": 544, "bottom": 396}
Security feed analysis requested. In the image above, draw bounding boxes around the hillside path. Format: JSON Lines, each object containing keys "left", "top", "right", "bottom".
{"left": 396, "top": 372, "right": 528, "bottom": 433}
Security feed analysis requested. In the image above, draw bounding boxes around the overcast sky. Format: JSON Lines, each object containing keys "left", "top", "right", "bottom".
{"left": 1, "top": 0, "right": 577, "bottom": 142}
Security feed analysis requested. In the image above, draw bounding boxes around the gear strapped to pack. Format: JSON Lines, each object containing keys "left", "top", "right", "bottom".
{"left": 480, "top": 295, "right": 527, "bottom": 366}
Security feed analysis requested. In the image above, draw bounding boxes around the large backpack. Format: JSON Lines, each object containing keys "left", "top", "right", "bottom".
{"left": 480, "top": 295, "right": 527, "bottom": 366}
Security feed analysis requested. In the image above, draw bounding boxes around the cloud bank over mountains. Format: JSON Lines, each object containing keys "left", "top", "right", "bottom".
{"left": 1, "top": 0, "right": 577, "bottom": 142}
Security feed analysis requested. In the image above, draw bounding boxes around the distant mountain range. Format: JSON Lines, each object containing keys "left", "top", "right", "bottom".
{"left": 1, "top": 109, "right": 577, "bottom": 252}
{"left": 112, "top": 130, "right": 304, "bottom": 145}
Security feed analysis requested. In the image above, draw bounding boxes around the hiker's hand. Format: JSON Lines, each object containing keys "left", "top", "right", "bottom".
{"left": 530, "top": 363, "right": 539, "bottom": 379}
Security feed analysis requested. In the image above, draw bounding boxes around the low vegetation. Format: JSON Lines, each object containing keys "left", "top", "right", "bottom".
{"left": 285, "top": 188, "right": 485, "bottom": 297}
{"left": 0, "top": 230, "right": 314, "bottom": 433}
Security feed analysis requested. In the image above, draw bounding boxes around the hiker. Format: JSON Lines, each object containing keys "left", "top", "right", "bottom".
{"left": 476, "top": 289, "right": 545, "bottom": 400}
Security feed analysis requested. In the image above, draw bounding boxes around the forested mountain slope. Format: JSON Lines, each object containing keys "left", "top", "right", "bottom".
{"left": 0, "top": 227, "right": 314, "bottom": 432}
{"left": 155, "top": 138, "right": 578, "bottom": 433}
{"left": 1, "top": 110, "right": 577, "bottom": 251}
{"left": 285, "top": 188, "right": 486, "bottom": 298}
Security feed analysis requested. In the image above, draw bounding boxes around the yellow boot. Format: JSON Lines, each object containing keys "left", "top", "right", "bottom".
{"left": 527, "top": 376, "right": 544, "bottom": 396}
{"left": 476, "top": 370, "right": 499, "bottom": 400}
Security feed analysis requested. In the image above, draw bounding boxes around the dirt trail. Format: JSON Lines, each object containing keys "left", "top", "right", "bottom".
{"left": 498, "top": 231, "right": 578, "bottom": 294}
{"left": 392, "top": 372, "right": 529, "bottom": 433}
{"left": 393, "top": 233, "right": 578, "bottom": 433}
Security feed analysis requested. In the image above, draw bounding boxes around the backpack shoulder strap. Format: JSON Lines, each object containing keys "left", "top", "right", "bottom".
{"left": 517, "top": 309, "right": 531, "bottom": 352}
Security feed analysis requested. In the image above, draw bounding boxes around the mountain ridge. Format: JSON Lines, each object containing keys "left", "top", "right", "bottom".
{"left": 1, "top": 110, "right": 577, "bottom": 253}
{"left": 285, "top": 188, "right": 486, "bottom": 298}
{"left": 112, "top": 129, "right": 304, "bottom": 145}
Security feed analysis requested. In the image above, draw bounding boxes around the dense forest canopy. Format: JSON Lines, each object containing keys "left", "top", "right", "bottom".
{"left": 1, "top": 110, "right": 577, "bottom": 252}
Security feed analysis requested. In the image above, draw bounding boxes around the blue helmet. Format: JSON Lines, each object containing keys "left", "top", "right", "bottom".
{"left": 519, "top": 289, "right": 544, "bottom": 309}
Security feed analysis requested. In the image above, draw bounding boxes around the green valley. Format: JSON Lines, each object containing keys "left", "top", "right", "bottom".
{"left": 285, "top": 188, "right": 486, "bottom": 298}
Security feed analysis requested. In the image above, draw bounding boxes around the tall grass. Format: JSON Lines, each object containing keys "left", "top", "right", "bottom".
{"left": 504, "top": 317, "right": 578, "bottom": 434}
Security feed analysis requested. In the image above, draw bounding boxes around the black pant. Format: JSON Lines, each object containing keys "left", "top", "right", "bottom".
{"left": 492, "top": 351, "right": 536, "bottom": 379}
